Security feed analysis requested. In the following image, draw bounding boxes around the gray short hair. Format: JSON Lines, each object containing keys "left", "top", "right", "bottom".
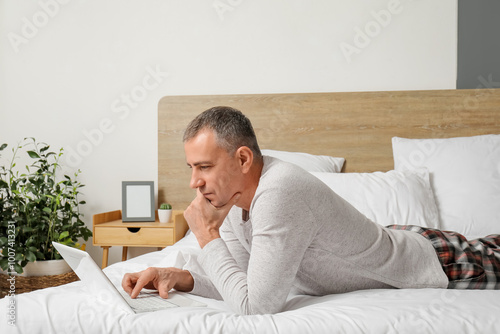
{"left": 183, "top": 106, "right": 262, "bottom": 159}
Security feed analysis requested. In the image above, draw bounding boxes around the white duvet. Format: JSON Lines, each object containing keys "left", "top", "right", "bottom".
{"left": 2, "top": 232, "right": 499, "bottom": 334}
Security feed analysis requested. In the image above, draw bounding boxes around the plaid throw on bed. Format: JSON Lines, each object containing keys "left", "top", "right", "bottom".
{"left": 387, "top": 225, "right": 500, "bottom": 289}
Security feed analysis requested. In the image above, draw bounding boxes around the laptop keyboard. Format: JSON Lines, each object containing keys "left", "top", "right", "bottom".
{"left": 120, "top": 291, "right": 177, "bottom": 312}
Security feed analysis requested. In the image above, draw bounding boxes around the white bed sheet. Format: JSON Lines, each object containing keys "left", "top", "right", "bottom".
{"left": 2, "top": 232, "right": 499, "bottom": 334}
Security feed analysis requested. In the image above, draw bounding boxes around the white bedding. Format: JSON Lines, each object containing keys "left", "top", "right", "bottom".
{"left": 2, "top": 232, "right": 499, "bottom": 334}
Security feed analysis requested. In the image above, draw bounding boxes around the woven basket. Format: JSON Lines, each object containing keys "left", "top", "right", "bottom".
{"left": 0, "top": 271, "right": 79, "bottom": 297}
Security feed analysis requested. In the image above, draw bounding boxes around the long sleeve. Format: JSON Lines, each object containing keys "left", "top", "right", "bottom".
{"left": 219, "top": 218, "right": 251, "bottom": 271}
{"left": 188, "top": 270, "right": 223, "bottom": 300}
{"left": 186, "top": 216, "right": 251, "bottom": 300}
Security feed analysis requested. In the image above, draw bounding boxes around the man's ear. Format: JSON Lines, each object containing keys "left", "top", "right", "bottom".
{"left": 235, "top": 146, "right": 253, "bottom": 173}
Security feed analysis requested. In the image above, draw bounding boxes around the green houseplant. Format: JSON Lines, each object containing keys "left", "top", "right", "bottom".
{"left": 0, "top": 138, "right": 92, "bottom": 275}
{"left": 158, "top": 202, "right": 172, "bottom": 223}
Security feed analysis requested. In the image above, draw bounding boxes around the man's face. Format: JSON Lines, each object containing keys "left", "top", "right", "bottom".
{"left": 184, "top": 129, "right": 242, "bottom": 208}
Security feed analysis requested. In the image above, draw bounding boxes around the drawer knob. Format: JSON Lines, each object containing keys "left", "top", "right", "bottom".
{"left": 127, "top": 227, "right": 141, "bottom": 233}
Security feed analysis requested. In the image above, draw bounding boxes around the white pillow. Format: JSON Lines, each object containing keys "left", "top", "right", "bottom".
{"left": 392, "top": 135, "right": 500, "bottom": 237}
{"left": 310, "top": 169, "right": 440, "bottom": 228}
{"left": 261, "top": 149, "right": 344, "bottom": 173}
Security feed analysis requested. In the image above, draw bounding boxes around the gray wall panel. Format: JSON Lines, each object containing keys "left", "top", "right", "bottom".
{"left": 457, "top": 0, "right": 500, "bottom": 89}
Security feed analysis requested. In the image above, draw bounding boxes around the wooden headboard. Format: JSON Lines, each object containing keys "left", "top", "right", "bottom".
{"left": 158, "top": 89, "right": 500, "bottom": 210}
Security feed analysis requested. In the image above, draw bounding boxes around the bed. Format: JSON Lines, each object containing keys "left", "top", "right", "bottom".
{"left": 2, "top": 89, "right": 500, "bottom": 333}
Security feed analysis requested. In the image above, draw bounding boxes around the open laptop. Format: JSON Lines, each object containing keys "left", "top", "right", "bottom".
{"left": 52, "top": 242, "right": 206, "bottom": 314}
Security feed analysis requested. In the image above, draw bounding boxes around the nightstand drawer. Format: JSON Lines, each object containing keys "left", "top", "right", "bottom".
{"left": 93, "top": 210, "right": 188, "bottom": 268}
{"left": 94, "top": 227, "right": 174, "bottom": 246}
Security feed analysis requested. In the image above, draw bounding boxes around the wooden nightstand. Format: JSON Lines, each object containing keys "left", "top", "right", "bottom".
{"left": 92, "top": 210, "right": 188, "bottom": 268}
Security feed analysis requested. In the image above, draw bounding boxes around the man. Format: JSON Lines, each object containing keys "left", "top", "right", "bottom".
{"left": 123, "top": 106, "right": 500, "bottom": 315}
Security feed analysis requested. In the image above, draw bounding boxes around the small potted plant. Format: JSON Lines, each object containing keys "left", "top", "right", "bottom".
{"left": 158, "top": 203, "right": 172, "bottom": 223}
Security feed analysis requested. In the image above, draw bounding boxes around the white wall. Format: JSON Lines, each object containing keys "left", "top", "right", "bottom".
{"left": 0, "top": 0, "right": 457, "bottom": 265}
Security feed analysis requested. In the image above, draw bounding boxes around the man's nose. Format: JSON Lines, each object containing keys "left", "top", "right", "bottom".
{"left": 189, "top": 172, "right": 204, "bottom": 189}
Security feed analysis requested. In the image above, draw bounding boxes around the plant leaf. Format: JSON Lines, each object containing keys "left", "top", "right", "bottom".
{"left": 22, "top": 226, "right": 34, "bottom": 233}
{"left": 0, "top": 258, "right": 8, "bottom": 271}
{"left": 59, "top": 231, "right": 69, "bottom": 240}
{"left": 27, "top": 150, "right": 40, "bottom": 159}
{"left": 26, "top": 251, "right": 36, "bottom": 262}
{"left": 14, "top": 263, "right": 23, "bottom": 274}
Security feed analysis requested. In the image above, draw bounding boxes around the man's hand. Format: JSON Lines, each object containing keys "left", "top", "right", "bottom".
{"left": 122, "top": 267, "right": 194, "bottom": 299}
{"left": 184, "top": 190, "right": 241, "bottom": 248}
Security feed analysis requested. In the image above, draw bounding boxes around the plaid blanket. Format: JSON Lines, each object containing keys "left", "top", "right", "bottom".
{"left": 387, "top": 225, "right": 500, "bottom": 289}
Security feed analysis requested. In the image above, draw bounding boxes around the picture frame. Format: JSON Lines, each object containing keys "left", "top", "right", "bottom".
{"left": 121, "top": 181, "right": 155, "bottom": 222}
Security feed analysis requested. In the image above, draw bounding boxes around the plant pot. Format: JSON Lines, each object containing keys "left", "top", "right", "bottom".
{"left": 0, "top": 259, "right": 77, "bottom": 296}
{"left": 1, "top": 259, "right": 72, "bottom": 277}
{"left": 22, "top": 259, "right": 73, "bottom": 277}
{"left": 158, "top": 209, "right": 172, "bottom": 223}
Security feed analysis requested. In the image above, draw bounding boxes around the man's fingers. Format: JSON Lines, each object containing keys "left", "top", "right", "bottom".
{"left": 131, "top": 273, "right": 153, "bottom": 298}
{"left": 122, "top": 272, "right": 138, "bottom": 295}
{"left": 122, "top": 267, "right": 186, "bottom": 300}
{"left": 156, "top": 268, "right": 184, "bottom": 298}
{"left": 131, "top": 283, "right": 144, "bottom": 299}
{"left": 125, "top": 268, "right": 158, "bottom": 299}
{"left": 158, "top": 286, "right": 170, "bottom": 299}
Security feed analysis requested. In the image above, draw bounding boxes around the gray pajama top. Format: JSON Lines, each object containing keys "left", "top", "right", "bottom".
{"left": 186, "top": 156, "right": 448, "bottom": 314}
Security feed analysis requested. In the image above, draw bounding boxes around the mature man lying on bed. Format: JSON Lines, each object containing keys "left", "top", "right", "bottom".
{"left": 122, "top": 106, "right": 500, "bottom": 315}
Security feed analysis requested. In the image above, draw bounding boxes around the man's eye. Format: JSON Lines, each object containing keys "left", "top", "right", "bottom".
{"left": 200, "top": 166, "right": 210, "bottom": 170}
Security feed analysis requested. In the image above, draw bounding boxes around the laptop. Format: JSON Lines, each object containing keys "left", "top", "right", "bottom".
{"left": 52, "top": 242, "right": 206, "bottom": 314}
